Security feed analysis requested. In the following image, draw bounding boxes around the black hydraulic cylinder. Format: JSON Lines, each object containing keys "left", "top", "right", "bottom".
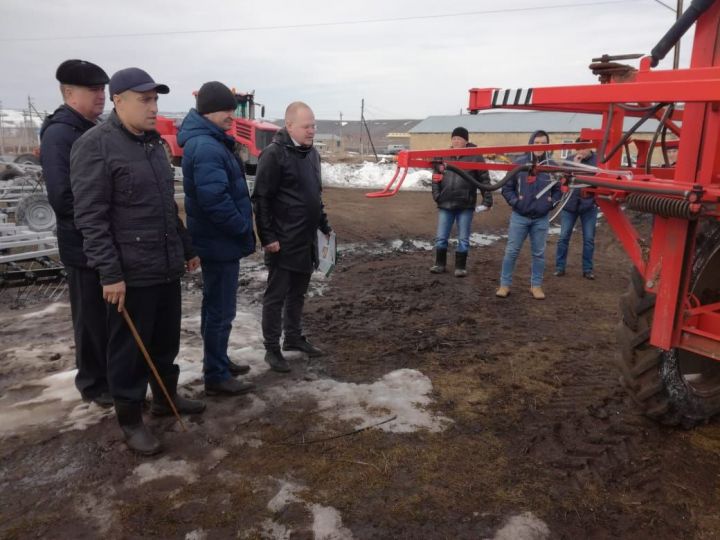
{"left": 650, "top": 0, "right": 715, "bottom": 67}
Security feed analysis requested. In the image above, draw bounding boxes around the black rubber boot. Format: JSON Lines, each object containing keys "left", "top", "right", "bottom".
{"left": 115, "top": 399, "right": 162, "bottom": 456}
{"left": 150, "top": 371, "right": 206, "bottom": 417}
{"left": 205, "top": 378, "right": 255, "bottom": 396}
{"left": 430, "top": 248, "right": 447, "bottom": 274}
{"left": 283, "top": 336, "right": 324, "bottom": 357}
{"left": 265, "top": 348, "right": 291, "bottom": 373}
{"left": 454, "top": 251, "right": 468, "bottom": 277}
{"left": 228, "top": 360, "right": 250, "bottom": 376}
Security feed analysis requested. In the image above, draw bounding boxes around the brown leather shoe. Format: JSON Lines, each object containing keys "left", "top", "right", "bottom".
{"left": 530, "top": 287, "right": 546, "bottom": 300}
{"left": 495, "top": 286, "right": 510, "bottom": 298}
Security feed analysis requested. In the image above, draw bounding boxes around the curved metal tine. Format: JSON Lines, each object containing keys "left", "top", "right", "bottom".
{"left": 388, "top": 167, "right": 409, "bottom": 196}
{"left": 366, "top": 166, "right": 404, "bottom": 198}
{"left": 549, "top": 190, "right": 573, "bottom": 223}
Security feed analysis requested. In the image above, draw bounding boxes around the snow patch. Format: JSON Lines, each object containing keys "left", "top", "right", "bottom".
{"left": 469, "top": 233, "right": 503, "bottom": 246}
{"left": 20, "top": 302, "right": 69, "bottom": 319}
{"left": 270, "top": 368, "right": 451, "bottom": 433}
{"left": 266, "top": 480, "right": 354, "bottom": 539}
{"left": 490, "top": 512, "right": 550, "bottom": 540}
{"left": 0, "top": 370, "right": 113, "bottom": 436}
{"left": 129, "top": 457, "right": 198, "bottom": 486}
{"left": 322, "top": 161, "right": 431, "bottom": 191}
{"left": 185, "top": 529, "right": 207, "bottom": 540}
{"left": 310, "top": 504, "right": 354, "bottom": 540}
{"left": 267, "top": 480, "right": 303, "bottom": 512}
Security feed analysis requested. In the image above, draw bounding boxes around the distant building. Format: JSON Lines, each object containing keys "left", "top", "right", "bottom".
{"left": 409, "top": 111, "right": 662, "bottom": 159}
{"left": 314, "top": 133, "right": 342, "bottom": 153}
{"left": 313, "top": 119, "right": 421, "bottom": 154}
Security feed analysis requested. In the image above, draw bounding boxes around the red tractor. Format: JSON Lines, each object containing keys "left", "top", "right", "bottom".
{"left": 369, "top": 0, "right": 720, "bottom": 427}
{"left": 157, "top": 90, "right": 279, "bottom": 175}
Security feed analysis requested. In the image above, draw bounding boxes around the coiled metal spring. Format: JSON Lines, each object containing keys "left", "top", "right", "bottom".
{"left": 626, "top": 193, "right": 695, "bottom": 219}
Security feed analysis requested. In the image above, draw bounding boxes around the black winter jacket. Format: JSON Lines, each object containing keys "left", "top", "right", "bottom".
{"left": 39, "top": 105, "right": 97, "bottom": 267}
{"left": 70, "top": 111, "right": 195, "bottom": 287}
{"left": 432, "top": 143, "right": 493, "bottom": 210}
{"left": 252, "top": 128, "right": 331, "bottom": 273}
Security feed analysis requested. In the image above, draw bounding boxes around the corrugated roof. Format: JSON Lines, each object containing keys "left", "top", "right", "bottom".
{"left": 409, "top": 111, "right": 660, "bottom": 134}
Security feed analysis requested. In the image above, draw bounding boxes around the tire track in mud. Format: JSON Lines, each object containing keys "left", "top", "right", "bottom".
{"left": 517, "top": 343, "right": 665, "bottom": 500}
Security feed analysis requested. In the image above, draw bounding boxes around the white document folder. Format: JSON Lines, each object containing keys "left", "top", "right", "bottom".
{"left": 316, "top": 230, "right": 337, "bottom": 277}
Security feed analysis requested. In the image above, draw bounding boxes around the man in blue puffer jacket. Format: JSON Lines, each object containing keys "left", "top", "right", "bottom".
{"left": 496, "top": 130, "right": 561, "bottom": 300}
{"left": 555, "top": 140, "right": 598, "bottom": 279}
{"left": 179, "top": 81, "right": 256, "bottom": 396}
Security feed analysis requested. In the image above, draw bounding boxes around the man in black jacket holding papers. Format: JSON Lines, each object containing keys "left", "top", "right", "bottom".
{"left": 252, "top": 101, "right": 332, "bottom": 373}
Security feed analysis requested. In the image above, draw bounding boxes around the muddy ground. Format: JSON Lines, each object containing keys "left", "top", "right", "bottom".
{"left": 2, "top": 187, "right": 720, "bottom": 539}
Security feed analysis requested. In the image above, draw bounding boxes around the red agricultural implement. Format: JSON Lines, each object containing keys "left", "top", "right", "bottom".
{"left": 157, "top": 90, "right": 279, "bottom": 175}
{"left": 369, "top": 0, "right": 720, "bottom": 427}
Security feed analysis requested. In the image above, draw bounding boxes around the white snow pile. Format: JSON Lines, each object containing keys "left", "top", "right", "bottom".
{"left": 268, "top": 368, "right": 451, "bottom": 433}
{"left": 321, "top": 160, "right": 507, "bottom": 192}
{"left": 489, "top": 512, "right": 551, "bottom": 540}
{"left": 0, "top": 370, "right": 114, "bottom": 436}
{"left": 264, "top": 480, "right": 354, "bottom": 540}
{"left": 128, "top": 456, "right": 198, "bottom": 486}
{"left": 322, "top": 161, "right": 431, "bottom": 191}
{"left": 20, "top": 302, "right": 69, "bottom": 319}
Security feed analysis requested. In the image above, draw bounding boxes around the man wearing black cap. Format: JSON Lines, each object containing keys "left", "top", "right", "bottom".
{"left": 70, "top": 67, "right": 205, "bottom": 455}
{"left": 177, "top": 81, "right": 256, "bottom": 396}
{"left": 40, "top": 59, "right": 112, "bottom": 407}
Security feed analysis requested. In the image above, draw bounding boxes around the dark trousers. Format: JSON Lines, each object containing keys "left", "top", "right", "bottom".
{"left": 201, "top": 259, "right": 239, "bottom": 384}
{"left": 262, "top": 266, "right": 312, "bottom": 350}
{"left": 66, "top": 265, "right": 109, "bottom": 399}
{"left": 106, "top": 281, "right": 181, "bottom": 402}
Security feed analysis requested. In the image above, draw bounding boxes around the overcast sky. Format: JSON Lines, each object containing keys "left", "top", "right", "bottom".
{"left": 1, "top": 0, "right": 692, "bottom": 120}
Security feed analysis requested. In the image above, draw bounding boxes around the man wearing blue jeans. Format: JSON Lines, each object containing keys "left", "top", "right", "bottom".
{"left": 179, "top": 82, "right": 257, "bottom": 396}
{"left": 555, "top": 143, "right": 598, "bottom": 279}
{"left": 497, "top": 130, "right": 561, "bottom": 300}
{"left": 430, "top": 127, "right": 492, "bottom": 277}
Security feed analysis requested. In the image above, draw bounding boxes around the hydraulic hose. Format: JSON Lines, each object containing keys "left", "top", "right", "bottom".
{"left": 650, "top": 0, "right": 715, "bottom": 67}
{"left": 444, "top": 163, "right": 531, "bottom": 192}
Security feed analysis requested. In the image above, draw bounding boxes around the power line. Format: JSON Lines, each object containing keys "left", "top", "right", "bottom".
{"left": 1, "top": 0, "right": 643, "bottom": 42}
{"left": 651, "top": 0, "right": 677, "bottom": 12}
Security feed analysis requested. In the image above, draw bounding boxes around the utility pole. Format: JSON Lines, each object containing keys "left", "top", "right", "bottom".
{"left": 359, "top": 99, "right": 364, "bottom": 157}
{"left": 673, "top": 0, "right": 684, "bottom": 69}
{"left": 339, "top": 111, "right": 343, "bottom": 153}
{"left": 0, "top": 100, "right": 4, "bottom": 157}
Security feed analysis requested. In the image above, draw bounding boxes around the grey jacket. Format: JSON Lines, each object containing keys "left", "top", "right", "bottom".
{"left": 70, "top": 111, "right": 195, "bottom": 287}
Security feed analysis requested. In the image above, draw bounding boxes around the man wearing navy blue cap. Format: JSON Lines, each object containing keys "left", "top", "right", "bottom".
{"left": 41, "top": 59, "right": 112, "bottom": 408}
{"left": 71, "top": 67, "right": 205, "bottom": 455}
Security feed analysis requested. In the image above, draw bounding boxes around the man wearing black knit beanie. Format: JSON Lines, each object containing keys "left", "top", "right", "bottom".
{"left": 178, "top": 81, "right": 257, "bottom": 396}
{"left": 430, "top": 126, "right": 493, "bottom": 277}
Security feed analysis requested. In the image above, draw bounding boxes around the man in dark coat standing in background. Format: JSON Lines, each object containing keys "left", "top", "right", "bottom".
{"left": 40, "top": 59, "right": 112, "bottom": 407}
{"left": 252, "top": 101, "right": 332, "bottom": 373}
{"left": 178, "top": 81, "right": 256, "bottom": 396}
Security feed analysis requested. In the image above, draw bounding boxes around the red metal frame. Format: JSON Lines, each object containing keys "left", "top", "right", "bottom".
{"left": 367, "top": 1, "right": 720, "bottom": 358}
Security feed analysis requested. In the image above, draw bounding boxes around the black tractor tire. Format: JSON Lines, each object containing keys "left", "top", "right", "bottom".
{"left": 15, "top": 193, "right": 56, "bottom": 232}
{"left": 616, "top": 220, "right": 720, "bottom": 428}
{"left": 14, "top": 153, "right": 40, "bottom": 166}
{"left": 0, "top": 168, "right": 22, "bottom": 181}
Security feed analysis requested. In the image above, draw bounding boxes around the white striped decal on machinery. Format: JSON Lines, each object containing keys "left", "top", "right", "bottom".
{"left": 491, "top": 88, "right": 533, "bottom": 107}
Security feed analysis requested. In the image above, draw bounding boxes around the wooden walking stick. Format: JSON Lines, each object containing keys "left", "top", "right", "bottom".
{"left": 121, "top": 307, "right": 187, "bottom": 431}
